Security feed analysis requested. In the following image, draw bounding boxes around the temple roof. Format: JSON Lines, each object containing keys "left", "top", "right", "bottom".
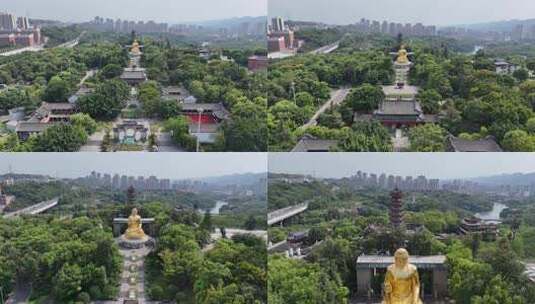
{"left": 181, "top": 103, "right": 230, "bottom": 120}
{"left": 120, "top": 68, "right": 147, "bottom": 80}
{"left": 446, "top": 135, "right": 503, "bottom": 152}
{"left": 292, "top": 134, "right": 338, "bottom": 152}
{"left": 356, "top": 255, "right": 447, "bottom": 269}
{"left": 375, "top": 101, "right": 423, "bottom": 116}
{"left": 16, "top": 122, "right": 53, "bottom": 133}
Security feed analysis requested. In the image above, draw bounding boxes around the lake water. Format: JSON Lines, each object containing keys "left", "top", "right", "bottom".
{"left": 471, "top": 45, "right": 483, "bottom": 55}
{"left": 208, "top": 201, "right": 228, "bottom": 215}
{"left": 475, "top": 202, "right": 508, "bottom": 223}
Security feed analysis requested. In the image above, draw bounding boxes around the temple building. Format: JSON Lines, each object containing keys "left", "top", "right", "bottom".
{"left": 446, "top": 135, "right": 503, "bottom": 152}
{"left": 14, "top": 102, "right": 78, "bottom": 140}
{"left": 120, "top": 68, "right": 148, "bottom": 85}
{"left": 292, "top": 134, "right": 338, "bottom": 152}
{"left": 181, "top": 103, "right": 230, "bottom": 144}
{"left": 459, "top": 216, "right": 498, "bottom": 241}
{"left": 390, "top": 188, "right": 404, "bottom": 227}
{"left": 121, "top": 40, "right": 147, "bottom": 85}
{"left": 248, "top": 55, "right": 268, "bottom": 72}
{"left": 374, "top": 45, "right": 431, "bottom": 128}
{"left": 113, "top": 120, "right": 150, "bottom": 144}
{"left": 30, "top": 102, "right": 77, "bottom": 123}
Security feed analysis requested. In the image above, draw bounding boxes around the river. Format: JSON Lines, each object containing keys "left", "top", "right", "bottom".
{"left": 475, "top": 202, "right": 508, "bottom": 223}
{"left": 471, "top": 45, "right": 484, "bottom": 55}
{"left": 206, "top": 201, "right": 229, "bottom": 215}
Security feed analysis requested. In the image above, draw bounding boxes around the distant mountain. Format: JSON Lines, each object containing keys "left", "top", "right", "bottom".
{"left": 196, "top": 172, "right": 266, "bottom": 186}
{"left": 455, "top": 18, "right": 535, "bottom": 32}
{"left": 469, "top": 172, "right": 535, "bottom": 186}
{"left": 183, "top": 16, "right": 266, "bottom": 28}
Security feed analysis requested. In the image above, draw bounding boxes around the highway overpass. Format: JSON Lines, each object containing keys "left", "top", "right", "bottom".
{"left": 3, "top": 197, "right": 59, "bottom": 218}
{"left": 268, "top": 202, "right": 309, "bottom": 226}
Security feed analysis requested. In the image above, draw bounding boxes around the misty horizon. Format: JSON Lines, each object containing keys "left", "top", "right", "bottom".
{"left": 268, "top": 153, "right": 535, "bottom": 180}
{"left": 0, "top": 153, "right": 267, "bottom": 180}
{"left": 269, "top": 0, "right": 535, "bottom": 27}
{"left": 0, "top": 0, "right": 266, "bottom": 24}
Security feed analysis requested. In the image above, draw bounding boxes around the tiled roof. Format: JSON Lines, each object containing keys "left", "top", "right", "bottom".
{"left": 292, "top": 134, "right": 338, "bottom": 152}
{"left": 376, "top": 101, "right": 422, "bottom": 116}
{"left": 447, "top": 135, "right": 503, "bottom": 152}
{"left": 15, "top": 122, "right": 52, "bottom": 133}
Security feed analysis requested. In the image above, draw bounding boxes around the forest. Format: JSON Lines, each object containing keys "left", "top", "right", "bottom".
{"left": 0, "top": 27, "right": 268, "bottom": 152}
{"left": 268, "top": 30, "right": 535, "bottom": 152}
{"left": 267, "top": 179, "right": 535, "bottom": 303}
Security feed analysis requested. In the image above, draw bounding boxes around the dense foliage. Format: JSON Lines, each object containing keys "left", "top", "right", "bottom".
{"left": 268, "top": 28, "right": 535, "bottom": 151}
{"left": 267, "top": 178, "right": 535, "bottom": 303}
{"left": 146, "top": 222, "right": 267, "bottom": 303}
{"left": 0, "top": 216, "right": 122, "bottom": 303}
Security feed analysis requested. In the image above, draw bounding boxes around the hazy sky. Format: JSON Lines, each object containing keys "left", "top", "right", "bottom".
{"left": 0, "top": 153, "right": 267, "bottom": 179}
{"left": 0, "top": 0, "right": 266, "bottom": 23}
{"left": 269, "top": 0, "right": 535, "bottom": 26}
{"left": 269, "top": 153, "right": 535, "bottom": 180}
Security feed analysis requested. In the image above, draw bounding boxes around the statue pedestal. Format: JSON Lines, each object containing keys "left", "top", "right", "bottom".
{"left": 117, "top": 235, "right": 154, "bottom": 249}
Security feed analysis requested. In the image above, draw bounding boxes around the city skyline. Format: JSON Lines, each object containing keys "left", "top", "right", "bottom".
{"left": 269, "top": 0, "right": 535, "bottom": 26}
{"left": 0, "top": 153, "right": 267, "bottom": 180}
{"left": 0, "top": 0, "right": 267, "bottom": 24}
{"left": 269, "top": 153, "right": 535, "bottom": 180}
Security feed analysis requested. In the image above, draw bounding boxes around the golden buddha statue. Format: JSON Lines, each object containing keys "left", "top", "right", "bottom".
{"left": 396, "top": 45, "right": 409, "bottom": 64}
{"left": 131, "top": 40, "right": 141, "bottom": 55}
{"left": 125, "top": 208, "right": 146, "bottom": 240}
{"left": 383, "top": 248, "right": 422, "bottom": 304}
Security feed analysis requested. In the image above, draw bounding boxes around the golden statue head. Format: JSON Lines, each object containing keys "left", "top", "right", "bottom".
{"left": 396, "top": 45, "right": 409, "bottom": 64}
{"left": 131, "top": 40, "right": 141, "bottom": 54}
{"left": 384, "top": 248, "right": 422, "bottom": 304}
{"left": 394, "top": 248, "right": 409, "bottom": 268}
{"left": 125, "top": 207, "right": 146, "bottom": 240}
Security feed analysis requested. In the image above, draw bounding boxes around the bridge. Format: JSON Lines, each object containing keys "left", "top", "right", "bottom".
{"left": 309, "top": 41, "right": 340, "bottom": 55}
{"left": 3, "top": 197, "right": 59, "bottom": 218}
{"left": 268, "top": 202, "right": 309, "bottom": 226}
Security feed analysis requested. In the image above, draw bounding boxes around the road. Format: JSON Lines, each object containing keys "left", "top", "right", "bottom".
{"left": 0, "top": 45, "right": 44, "bottom": 56}
{"left": 309, "top": 41, "right": 340, "bottom": 55}
{"left": 268, "top": 202, "right": 310, "bottom": 226}
{"left": 3, "top": 198, "right": 59, "bottom": 218}
{"left": 0, "top": 31, "right": 85, "bottom": 57}
{"left": 300, "top": 87, "right": 350, "bottom": 130}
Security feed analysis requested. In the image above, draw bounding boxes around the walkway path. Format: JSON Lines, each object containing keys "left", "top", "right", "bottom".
{"left": 79, "top": 69, "right": 97, "bottom": 86}
{"left": 5, "top": 283, "right": 31, "bottom": 304}
{"left": 300, "top": 87, "right": 350, "bottom": 130}
{"left": 118, "top": 247, "right": 150, "bottom": 303}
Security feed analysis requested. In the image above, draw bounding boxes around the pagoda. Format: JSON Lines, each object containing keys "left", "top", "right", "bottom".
{"left": 389, "top": 188, "right": 404, "bottom": 227}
